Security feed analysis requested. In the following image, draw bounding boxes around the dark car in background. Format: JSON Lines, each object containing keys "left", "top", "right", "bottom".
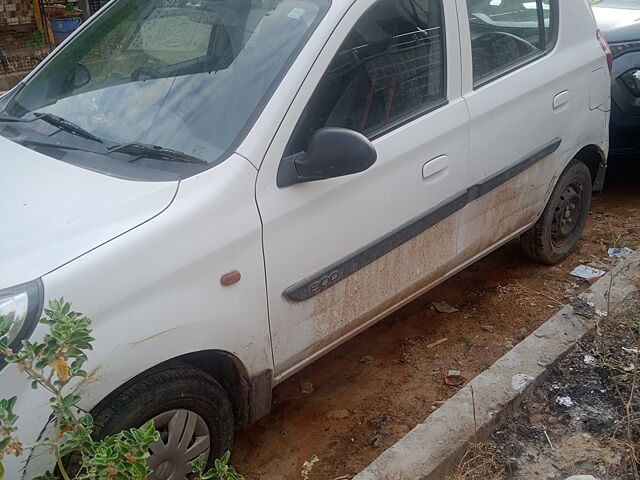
{"left": 592, "top": 0, "right": 640, "bottom": 156}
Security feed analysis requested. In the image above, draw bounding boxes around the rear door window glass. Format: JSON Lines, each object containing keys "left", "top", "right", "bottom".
{"left": 466, "top": 0, "right": 556, "bottom": 85}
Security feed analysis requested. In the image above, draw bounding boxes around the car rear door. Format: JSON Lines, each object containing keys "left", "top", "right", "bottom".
{"left": 454, "top": 0, "right": 602, "bottom": 261}
{"left": 256, "top": 0, "right": 470, "bottom": 380}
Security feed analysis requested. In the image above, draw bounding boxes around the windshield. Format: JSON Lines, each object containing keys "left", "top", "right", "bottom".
{"left": 0, "top": 0, "right": 329, "bottom": 179}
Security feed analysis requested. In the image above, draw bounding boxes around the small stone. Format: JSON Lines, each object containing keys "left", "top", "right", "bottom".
{"left": 444, "top": 370, "right": 465, "bottom": 386}
{"left": 430, "top": 406, "right": 437, "bottom": 411}
{"left": 481, "top": 325, "right": 496, "bottom": 332}
{"left": 300, "top": 380, "right": 314, "bottom": 395}
{"left": 432, "top": 301, "right": 459, "bottom": 314}
{"left": 326, "top": 409, "right": 350, "bottom": 419}
{"left": 359, "top": 355, "right": 374, "bottom": 365}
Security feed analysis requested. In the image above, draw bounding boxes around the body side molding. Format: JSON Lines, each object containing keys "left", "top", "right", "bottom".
{"left": 283, "top": 138, "right": 562, "bottom": 302}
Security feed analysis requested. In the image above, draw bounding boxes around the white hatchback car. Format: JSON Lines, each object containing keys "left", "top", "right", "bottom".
{"left": 0, "top": 0, "right": 611, "bottom": 477}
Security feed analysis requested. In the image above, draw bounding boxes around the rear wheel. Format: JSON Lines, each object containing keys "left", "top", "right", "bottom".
{"left": 91, "top": 366, "right": 235, "bottom": 480}
{"left": 520, "top": 160, "right": 592, "bottom": 265}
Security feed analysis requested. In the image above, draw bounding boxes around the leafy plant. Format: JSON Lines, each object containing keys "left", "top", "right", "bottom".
{"left": 0, "top": 299, "right": 243, "bottom": 480}
{"left": 0, "top": 299, "right": 159, "bottom": 480}
{"left": 300, "top": 455, "right": 319, "bottom": 480}
{"left": 191, "top": 451, "right": 244, "bottom": 480}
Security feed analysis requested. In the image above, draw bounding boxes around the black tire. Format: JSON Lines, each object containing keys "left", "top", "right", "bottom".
{"left": 520, "top": 160, "right": 592, "bottom": 265}
{"left": 91, "top": 366, "right": 234, "bottom": 478}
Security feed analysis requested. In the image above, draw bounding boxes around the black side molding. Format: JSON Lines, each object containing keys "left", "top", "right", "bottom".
{"left": 283, "top": 138, "right": 562, "bottom": 302}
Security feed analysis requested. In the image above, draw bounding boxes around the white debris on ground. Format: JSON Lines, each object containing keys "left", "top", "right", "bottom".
{"left": 555, "top": 395, "right": 574, "bottom": 408}
{"left": 569, "top": 265, "right": 606, "bottom": 281}
{"left": 608, "top": 247, "right": 635, "bottom": 257}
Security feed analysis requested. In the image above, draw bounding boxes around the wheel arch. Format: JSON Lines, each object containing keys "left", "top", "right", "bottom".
{"left": 573, "top": 144, "right": 607, "bottom": 193}
{"left": 90, "top": 349, "right": 272, "bottom": 429}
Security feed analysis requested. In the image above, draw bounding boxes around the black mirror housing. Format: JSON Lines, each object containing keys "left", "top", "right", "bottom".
{"left": 277, "top": 128, "right": 377, "bottom": 188}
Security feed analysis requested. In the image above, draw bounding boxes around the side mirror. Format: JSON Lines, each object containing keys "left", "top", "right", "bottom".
{"left": 277, "top": 128, "right": 377, "bottom": 188}
{"left": 72, "top": 63, "right": 91, "bottom": 89}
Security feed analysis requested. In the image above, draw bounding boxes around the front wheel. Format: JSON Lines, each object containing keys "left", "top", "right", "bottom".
{"left": 91, "top": 366, "right": 235, "bottom": 480}
{"left": 520, "top": 160, "right": 592, "bottom": 265}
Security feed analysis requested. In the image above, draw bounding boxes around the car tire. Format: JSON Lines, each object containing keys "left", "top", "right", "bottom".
{"left": 90, "top": 366, "right": 235, "bottom": 479}
{"left": 520, "top": 160, "right": 592, "bottom": 265}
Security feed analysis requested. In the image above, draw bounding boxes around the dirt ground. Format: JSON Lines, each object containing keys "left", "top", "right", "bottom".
{"left": 232, "top": 157, "right": 640, "bottom": 480}
{"left": 486, "top": 291, "right": 640, "bottom": 480}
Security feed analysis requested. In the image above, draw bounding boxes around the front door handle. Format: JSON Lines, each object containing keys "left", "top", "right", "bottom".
{"left": 422, "top": 155, "right": 449, "bottom": 183}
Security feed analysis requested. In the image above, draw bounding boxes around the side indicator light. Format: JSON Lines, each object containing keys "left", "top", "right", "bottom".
{"left": 220, "top": 270, "right": 241, "bottom": 287}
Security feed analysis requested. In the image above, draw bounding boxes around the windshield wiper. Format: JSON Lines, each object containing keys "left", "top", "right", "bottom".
{"left": 108, "top": 142, "right": 208, "bottom": 165}
{"left": 33, "top": 112, "right": 103, "bottom": 143}
{"left": 0, "top": 112, "right": 103, "bottom": 144}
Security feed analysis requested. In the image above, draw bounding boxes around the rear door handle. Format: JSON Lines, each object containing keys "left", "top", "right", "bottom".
{"left": 553, "top": 90, "right": 570, "bottom": 110}
{"left": 422, "top": 155, "right": 449, "bottom": 183}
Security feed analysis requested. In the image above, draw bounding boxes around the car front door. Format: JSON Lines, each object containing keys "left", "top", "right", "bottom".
{"left": 256, "top": 0, "right": 470, "bottom": 380}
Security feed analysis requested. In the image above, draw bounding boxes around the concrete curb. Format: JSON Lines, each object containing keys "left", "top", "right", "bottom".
{"left": 354, "top": 254, "right": 640, "bottom": 480}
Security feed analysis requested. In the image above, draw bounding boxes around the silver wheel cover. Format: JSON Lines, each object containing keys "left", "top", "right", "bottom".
{"left": 147, "top": 409, "right": 211, "bottom": 480}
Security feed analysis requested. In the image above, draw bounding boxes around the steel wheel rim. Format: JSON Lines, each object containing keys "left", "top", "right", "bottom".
{"left": 551, "top": 182, "right": 583, "bottom": 248}
{"left": 147, "top": 409, "right": 211, "bottom": 480}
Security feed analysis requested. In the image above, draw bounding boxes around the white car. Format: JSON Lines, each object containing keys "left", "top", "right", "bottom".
{"left": 0, "top": 0, "right": 610, "bottom": 477}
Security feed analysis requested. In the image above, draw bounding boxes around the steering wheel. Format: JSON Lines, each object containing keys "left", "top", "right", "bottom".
{"left": 130, "top": 66, "right": 162, "bottom": 82}
{"left": 488, "top": 31, "right": 539, "bottom": 55}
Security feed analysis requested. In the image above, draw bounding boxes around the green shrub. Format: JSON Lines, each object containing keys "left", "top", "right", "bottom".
{"left": 0, "top": 299, "right": 241, "bottom": 480}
